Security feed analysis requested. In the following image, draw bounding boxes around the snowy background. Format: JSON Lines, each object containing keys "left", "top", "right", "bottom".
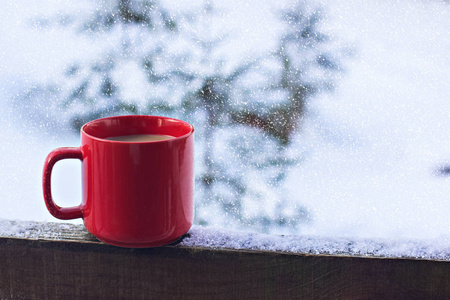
{"left": 1, "top": 0, "right": 449, "bottom": 242}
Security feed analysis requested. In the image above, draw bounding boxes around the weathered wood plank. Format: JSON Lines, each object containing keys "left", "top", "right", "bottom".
{"left": 1, "top": 220, "right": 450, "bottom": 299}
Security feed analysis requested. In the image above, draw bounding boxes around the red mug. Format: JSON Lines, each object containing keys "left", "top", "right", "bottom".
{"left": 43, "top": 115, "right": 194, "bottom": 248}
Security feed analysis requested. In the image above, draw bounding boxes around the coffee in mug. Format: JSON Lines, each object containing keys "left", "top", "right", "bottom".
{"left": 105, "top": 134, "right": 175, "bottom": 142}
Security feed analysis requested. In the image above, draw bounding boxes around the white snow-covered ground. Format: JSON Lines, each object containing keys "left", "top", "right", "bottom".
{"left": 0, "top": 0, "right": 449, "bottom": 246}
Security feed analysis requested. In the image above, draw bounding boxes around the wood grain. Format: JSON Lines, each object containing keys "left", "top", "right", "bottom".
{"left": 1, "top": 221, "right": 450, "bottom": 299}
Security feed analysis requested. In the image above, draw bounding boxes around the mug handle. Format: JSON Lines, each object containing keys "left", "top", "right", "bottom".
{"left": 43, "top": 147, "right": 84, "bottom": 220}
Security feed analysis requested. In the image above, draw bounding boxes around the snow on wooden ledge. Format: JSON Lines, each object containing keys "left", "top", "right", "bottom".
{"left": 1, "top": 219, "right": 450, "bottom": 260}
{"left": 2, "top": 219, "right": 450, "bottom": 299}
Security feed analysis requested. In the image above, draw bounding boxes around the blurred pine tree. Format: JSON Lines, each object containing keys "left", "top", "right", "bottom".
{"left": 24, "top": 0, "right": 347, "bottom": 233}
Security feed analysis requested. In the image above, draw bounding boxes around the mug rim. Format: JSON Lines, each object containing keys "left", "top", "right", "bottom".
{"left": 81, "top": 115, "right": 194, "bottom": 144}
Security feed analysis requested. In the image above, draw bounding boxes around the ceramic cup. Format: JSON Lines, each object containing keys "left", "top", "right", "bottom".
{"left": 43, "top": 115, "right": 194, "bottom": 248}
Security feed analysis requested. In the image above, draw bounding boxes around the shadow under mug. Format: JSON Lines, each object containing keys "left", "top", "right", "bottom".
{"left": 43, "top": 115, "right": 195, "bottom": 248}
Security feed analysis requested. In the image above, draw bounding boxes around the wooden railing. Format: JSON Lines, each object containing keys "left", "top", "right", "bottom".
{"left": 1, "top": 220, "right": 450, "bottom": 299}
